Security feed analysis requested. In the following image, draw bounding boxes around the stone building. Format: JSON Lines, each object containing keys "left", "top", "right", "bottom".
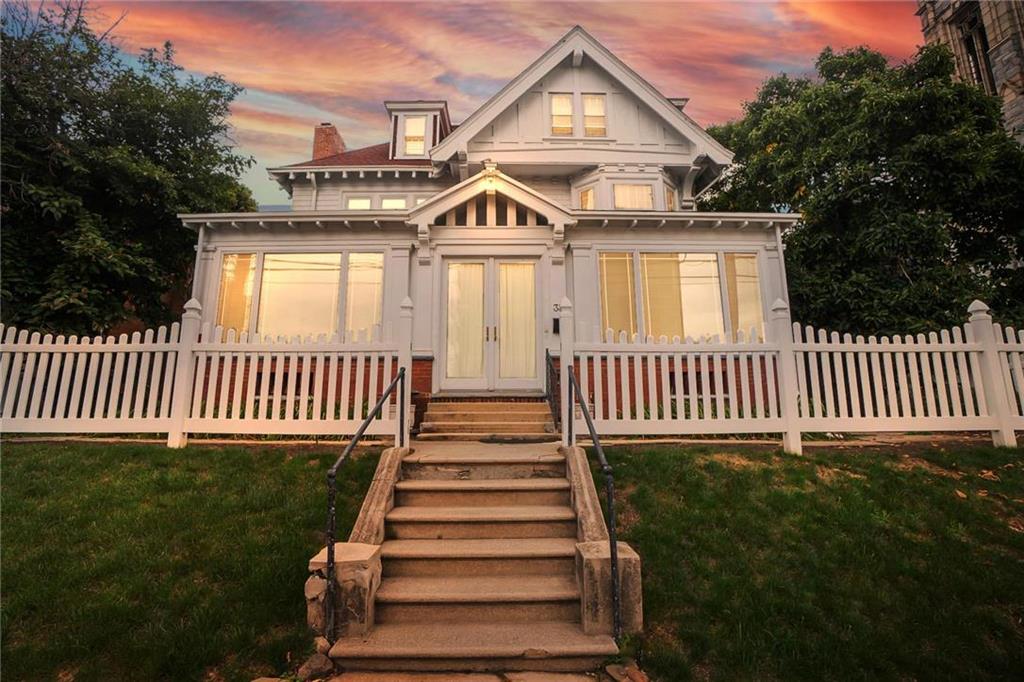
{"left": 917, "top": 0, "right": 1024, "bottom": 142}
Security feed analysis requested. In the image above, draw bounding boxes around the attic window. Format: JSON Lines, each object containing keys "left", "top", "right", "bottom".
{"left": 551, "top": 94, "right": 573, "bottom": 136}
{"left": 404, "top": 116, "right": 426, "bottom": 155}
{"left": 583, "top": 95, "right": 606, "bottom": 137}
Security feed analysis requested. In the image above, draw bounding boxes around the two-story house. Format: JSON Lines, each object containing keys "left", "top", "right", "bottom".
{"left": 180, "top": 26, "right": 798, "bottom": 405}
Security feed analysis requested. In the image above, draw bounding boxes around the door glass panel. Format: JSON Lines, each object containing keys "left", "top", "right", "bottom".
{"left": 446, "top": 263, "right": 485, "bottom": 378}
{"left": 498, "top": 262, "right": 536, "bottom": 379}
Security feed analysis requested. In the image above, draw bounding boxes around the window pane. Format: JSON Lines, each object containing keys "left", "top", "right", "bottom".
{"left": 599, "top": 252, "right": 636, "bottom": 337}
{"left": 641, "top": 253, "right": 724, "bottom": 340}
{"left": 725, "top": 254, "right": 764, "bottom": 340}
{"left": 257, "top": 253, "right": 341, "bottom": 338}
{"left": 665, "top": 185, "right": 676, "bottom": 211}
{"left": 404, "top": 116, "right": 426, "bottom": 155}
{"left": 347, "top": 197, "right": 371, "bottom": 210}
{"left": 346, "top": 253, "right": 384, "bottom": 337}
{"left": 216, "top": 253, "right": 256, "bottom": 334}
{"left": 583, "top": 95, "right": 606, "bottom": 136}
{"left": 551, "top": 94, "right": 573, "bottom": 135}
{"left": 579, "top": 187, "right": 594, "bottom": 210}
{"left": 613, "top": 184, "right": 654, "bottom": 209}
{"left": 381, "top": 197, "right": 407, "bottom": 209}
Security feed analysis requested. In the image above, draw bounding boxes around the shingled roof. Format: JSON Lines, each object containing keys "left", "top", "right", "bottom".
{"left": 285, "top": 142, "right": 433, "bottom": 168}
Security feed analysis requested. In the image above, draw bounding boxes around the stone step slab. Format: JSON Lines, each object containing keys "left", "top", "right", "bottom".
{"left": 385, "top": 505, "right": 577, "bottom": 539}
{"left": 394, "top": 478, "right": 571, "bottom": 507}
{"left": 380, "top": 538, "right": 577, "bottom": 577}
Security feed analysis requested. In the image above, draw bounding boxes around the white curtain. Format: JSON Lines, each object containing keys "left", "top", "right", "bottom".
{"left": 446, "top": 263, "right": 485, "bottom": 378}
{"left": 345, "top": 253, "right": 383, "bottom": 337}
{"left": 499, "top": 262, "right": 536, "bottom": 379}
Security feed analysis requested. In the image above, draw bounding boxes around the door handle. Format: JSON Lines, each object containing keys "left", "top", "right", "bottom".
{"left": 485, "top": 327, "right": 490, "bottom": 342}
{"left": 493, "top": 326, "right": 499, "bottom": 342}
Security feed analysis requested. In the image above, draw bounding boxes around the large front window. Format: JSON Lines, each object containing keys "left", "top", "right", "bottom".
{"left": 598, "top": 251, "right": 764, "bottom": 341}
{"left": 215, "top": 252, "right": 384, "bottom": 339}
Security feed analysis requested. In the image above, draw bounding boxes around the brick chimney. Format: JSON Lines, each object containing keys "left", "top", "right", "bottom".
{"left": 312, "top": 122, "right": 344, "bottom": 160}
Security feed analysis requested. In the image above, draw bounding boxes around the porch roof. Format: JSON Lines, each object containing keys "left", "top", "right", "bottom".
{"left": 178, "top": 210, "right": 801, "bottom": 231}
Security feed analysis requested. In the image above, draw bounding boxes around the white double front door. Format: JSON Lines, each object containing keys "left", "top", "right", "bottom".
{"left": 441, "top": 258, "right": 542, "bottom": 391}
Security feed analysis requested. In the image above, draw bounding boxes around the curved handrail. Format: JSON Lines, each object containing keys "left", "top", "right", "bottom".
{"left": 564, "top": 361, "right": 622, "bottom": 644}
{"left": 323, "top": 366, "right": 406, "bottom": 641}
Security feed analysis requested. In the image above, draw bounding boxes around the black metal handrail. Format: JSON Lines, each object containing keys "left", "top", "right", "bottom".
{"left": 323, "top": 366, "right": 406, "bottom": 641}
{"left": 564, "top": 359, "right": 622, "bottom": 644}
{"left": 545, "top": 349, "right": 561, "bottom": 428}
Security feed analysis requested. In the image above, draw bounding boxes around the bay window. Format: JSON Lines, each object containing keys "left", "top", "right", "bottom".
{"left": 613, "top": 184, "right": 654, "bottom": 210}
{"left": 214, "top": 251, "right": 384, "bottom": 339}
{"left": 579, "top": 186, "right": 595, "bottom": 210}
{"left": 598, "top": 250, "right": 764, "bottom": 341}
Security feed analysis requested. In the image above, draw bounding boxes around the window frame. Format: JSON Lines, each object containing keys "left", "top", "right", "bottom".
{"left": 582, "top": 93, "right": 607, "bottom": 138}
{"left": 550, "top": 93, "right": 574, "bottom": 136}
{"left": 403, "top": 114, "right": 428, "bottom": 156}
{"left": 212, "top": 247, "right": 387, "bottom": 339}
{"left": 594, "top": 247, "right": 767, "bottom": 342}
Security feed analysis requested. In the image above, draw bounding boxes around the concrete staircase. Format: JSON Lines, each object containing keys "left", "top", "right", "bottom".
{"left": 329, "top": 442, "right": 618, "bottom": 671}
{"left": 417, "top": 400, "right": 557, "bottom": 442}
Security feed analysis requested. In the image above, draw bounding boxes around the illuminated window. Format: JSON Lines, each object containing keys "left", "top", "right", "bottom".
{"left": 640, "top": 253, "right": 723, "bottom": 340}
{"left": 216, "top": 253, "right": 256, "bottom": 334}
{"left": 345, "top": 253, "right": 384, "bottom": 337}
{"left": 551, "top": 94, "right": 573, "bottom": 136}
{"left": 404, "top": 115, "right": 426, "bottom": 155}
{"left": 579, "top": 187, "right": 595, "bottom": 210}
{"left": 381, "top": 197, "right": 407, "bottom": 210}
{"left": 725, "top": 254, "right": 764, "bottom": 340}
{"left": 613, "top": 184, "right": 654, "bottom": 210}
{"left": 665, "top": 185, "right": 676, "bottom": 211}
{"left": 583, "top": 94, "right": 606, "bottom": 137}
{"left": 598, "top": 252, "right": 636, "bottom": 337}
{"left": 347, "top": 197, "right": 371, "bottom": 210}
{"left": 257, "top": 253, "right": 342, "bottom": 339}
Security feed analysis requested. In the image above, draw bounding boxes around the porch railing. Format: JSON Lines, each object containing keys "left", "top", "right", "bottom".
{"left": 323, "top": 366, "right": 406, "bottom": 642}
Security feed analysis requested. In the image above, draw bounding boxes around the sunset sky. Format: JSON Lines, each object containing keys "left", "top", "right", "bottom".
{"left": 92, "top": 1, "right": 925, "bottom": 205}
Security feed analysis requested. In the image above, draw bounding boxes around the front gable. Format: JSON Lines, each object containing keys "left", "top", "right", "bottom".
{"left": 431, "top": 26, "right": 732, "bottom": 169}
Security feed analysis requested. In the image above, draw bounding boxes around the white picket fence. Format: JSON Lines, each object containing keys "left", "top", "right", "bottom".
{"left": 559, "top": 298, "right": 1023, "bottom": 452}
{"left": 0, "top": 298, "right": 414, "bottom": 447}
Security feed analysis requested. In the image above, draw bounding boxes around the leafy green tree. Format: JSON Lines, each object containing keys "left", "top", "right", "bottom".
{"left": 1, "top": 0, "right": 256, "bottom": 334}
{"left": 702, "top": 45, "right": 1024, "bottom": 334}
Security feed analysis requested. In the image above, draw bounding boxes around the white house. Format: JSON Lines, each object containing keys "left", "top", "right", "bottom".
{"left": 180, "top": 26, "right": 799, "bottom": 408}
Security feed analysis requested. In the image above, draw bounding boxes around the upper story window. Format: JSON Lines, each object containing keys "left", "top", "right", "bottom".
{"left": 347, "top": 197, "right": 371, "bottom": 210}
{"left": 579, "top": 187, "right": 595, "bottom": 210}
{"left": 613, "top": 184, "right": 654, "bottom": 210}
{"left": 551, "top": 94, "right": 573, "bottom": 136}
{"left": 665, "top": 185, "right": 676, "bottom": 211}
{"left": 404, "top": 115, "right": 427, "bottom": 155}
{"left": 583, "top": 94, "right": 606, "bottom": 137}
{"left": 381, "top": 197, "right": 407, "bottom": 210}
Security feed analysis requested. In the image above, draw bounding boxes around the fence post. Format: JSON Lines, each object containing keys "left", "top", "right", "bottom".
{"left": 770, "top": 299, "right": 803, "bottom": 455}
{"left": 967, "top": 300, "right": 1018, "bottom": 448}
{"left": 559, "top": 297, "right": 574, "bottom": 446}
{"left": 166, "top": 298, "right": 202, "bottom": 448}
{"left": 397, "top": 296, "right": 414, "bottom": 448}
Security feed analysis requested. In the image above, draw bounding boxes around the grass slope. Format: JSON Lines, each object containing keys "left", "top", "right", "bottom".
{"left": 1, "top": 441, "right": 379, "bottom": 682}
{"left": 606, "top": 442, "right": 1024, "bottom": 681}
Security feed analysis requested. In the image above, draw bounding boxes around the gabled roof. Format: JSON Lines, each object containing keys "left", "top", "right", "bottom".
{"left": 281, "top": 143, "right": 433, "bottom": 169}
{"left": 430, "top": 25, "right": 733, "bottom": 165}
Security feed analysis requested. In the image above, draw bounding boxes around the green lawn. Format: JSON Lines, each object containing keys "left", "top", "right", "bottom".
{"left": 1, "top": 441, "right": 379, "bottom": 682}
{"left": 605, "top": 441, "right": 1024, "bottom": 681}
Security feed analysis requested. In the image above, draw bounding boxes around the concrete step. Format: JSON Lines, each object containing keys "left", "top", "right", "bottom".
{"left": 381, "top": 538, "right": 577, "bottom": 577}
{"left": 422, "top": 410, "right": 553, "bottom": 423}
{"left": 426, "top": 401, "right": 550, "bottom": 413}
{"left": 329, "top": 621, "right": 617, "bottom": 672}
{"left": 414, "top": 433, "right": 561, "bottom": 443}
{"left": 385, "top": 505, "right": 577, "bottom": 539}
{"left": 401, "top": 452, "right": 566, "bottom": 480}
{"left": 375, "top": 575, "right": 580, "bottom": 624}
{"left": 420, "top": 421, "right": 553, "bottom": 434}
{"left": 394, "top": 478, "right": 571, "bottom": 507}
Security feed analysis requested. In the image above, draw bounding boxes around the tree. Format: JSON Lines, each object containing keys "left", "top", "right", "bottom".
{"left": 1, "top": 0, "right": 256, "bottom": 334}
{"left": 701, "top": 45, "right": 1024, "bottom": 334}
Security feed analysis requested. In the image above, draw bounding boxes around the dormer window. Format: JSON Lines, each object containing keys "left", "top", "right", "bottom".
{"left": 583, "top": 95, "right": 606, "bottom": 137}
{"left": 551, "top": 94, "right": 573, "bottom": 136}
{"left": 404, "top": 116, "right": 426, "bottom": 155}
